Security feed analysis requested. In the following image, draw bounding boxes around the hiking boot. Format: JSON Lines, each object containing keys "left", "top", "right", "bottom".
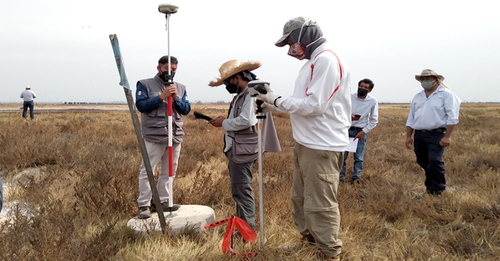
{"left": 137, "top": 206, "right": 151, "bottom": 219}
{"left": 161, "top": 201, "right": 180, "bottom": 212}
{"left": 150, "top": 200, "right": 180, "bottom": 212}
{"left": 318, "top": 251, "right": 340, "bottom": 261}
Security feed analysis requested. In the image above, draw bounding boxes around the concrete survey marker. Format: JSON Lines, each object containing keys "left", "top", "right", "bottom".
{"left": 127, "top": 205, "right": 215, "bottom": 234}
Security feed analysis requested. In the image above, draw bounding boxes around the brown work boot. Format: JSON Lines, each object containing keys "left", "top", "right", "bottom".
{"left": 318, "top": 251, "right": 340, "bottom": 261}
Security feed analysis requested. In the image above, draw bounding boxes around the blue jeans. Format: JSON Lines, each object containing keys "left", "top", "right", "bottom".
{"left": 23, "top": 101, "right": 34, "bottom": 119}
{"left": 414, "top": 130, "right": 446, "bottom": 192}
{"left": 340, "top": 129, "right": 366, "bottom": 180}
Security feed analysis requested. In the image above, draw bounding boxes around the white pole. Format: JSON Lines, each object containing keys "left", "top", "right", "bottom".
{"left": 257, "top": 110, "right": 265, "bottom": 247}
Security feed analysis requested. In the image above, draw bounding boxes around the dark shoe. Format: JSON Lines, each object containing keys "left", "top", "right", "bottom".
{"left": 150, "top": 200, "right": 180, "bottom": 212}
{"left": 137, "top": 206, "right": 151, "bottom": 219}
{"left": 339, "top": 177, "right": 345, "bottom": 182}
{"left": 301, "top": 234, "right": 316, "bottom": 245}
{"left": 349, "top": 178, "right": 361, "bottom": 184}
{"left": 162, "top": 201, "right": 180, "bottom": 212}
{"left": 426, "top": 189, "right": 443, "bottom": 196}
{"left": 318, "top": 251, "right": 340, "bottom": 260}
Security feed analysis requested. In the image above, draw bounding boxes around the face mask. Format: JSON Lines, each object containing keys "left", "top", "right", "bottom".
{"left": 160, "top": 71, "right": 175, "bottom": 83}
{"left": 287, "top": 21, "right": 324, "bottom": 60}
{"left": 357, "top": 88, "right": 368, "bottom": 97}
{"left": 421, "top": 80, "right": 434, "bottom": 90}
{"left": 224, "top": 81, "right": 238, "bottom": 94}
{"left": 288, "top": 42, "right": 306, "bottom": 60}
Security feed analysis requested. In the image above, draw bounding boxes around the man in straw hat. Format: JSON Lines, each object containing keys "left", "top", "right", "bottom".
{"left": 257, "top": 17, "right": 351, "bottom": 260}
{"left": 20, "top": 85, "right": 37, "bottom": 120}
{"left": 208, "top": 59, "right": 280, "bottom": 232}
{"left": 135, "top": 55, "right": 191, "bottom": 219}
{"left": 406, "top": 69, "right": 461, "bottom": 196}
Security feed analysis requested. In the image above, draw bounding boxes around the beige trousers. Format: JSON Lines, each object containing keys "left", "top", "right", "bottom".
{"left": 137, "top": 140, "right": 182, "bottom": 207}
{"left": 291, "top": 142, "right": 343, "bottom": 258}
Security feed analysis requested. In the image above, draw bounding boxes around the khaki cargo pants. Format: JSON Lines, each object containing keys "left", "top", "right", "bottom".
{"left": 291, "top": 142, "right": 342, "bottom": 258}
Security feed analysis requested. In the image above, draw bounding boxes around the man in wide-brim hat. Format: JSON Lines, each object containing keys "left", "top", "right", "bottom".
{"left": 208, "top": 59, "right": 280, "bottom": 232}
{"left": 208, "top": 59, "right": 261, "bottom": 87}
{"left": 406, "top": 69, "right": 461, "bottom": 196}
{"left": 20, "top": 85, "right": 37, "bottom": 120}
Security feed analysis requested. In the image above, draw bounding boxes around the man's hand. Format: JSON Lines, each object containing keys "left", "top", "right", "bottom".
{"left": 405, "top": 137, "right": 413, "bottom": 149}
{"left": 439, "top": 136, "right": 451, "bottom": 147}
{"left": 353, "top": 130, "right": 365, "bottom": 141}
{"left": 257, "top": 92, "right": 281, "bottom": 106}
{"left": 168, "top": 84, "right": 178, "bottom": 100}
{"left": 256, "top": 101, "right": 277, "bottom": 114}
{"left": 351, "top": 114, "right": 361, "bottom": 121}
{"left": 209, "top": 116, "right": 225, "bottom": 128}
{"left": 160, "top": 86, "right": 172, "bottom": 100}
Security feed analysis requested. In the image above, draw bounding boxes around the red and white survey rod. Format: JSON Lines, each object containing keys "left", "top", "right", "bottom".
{"left": 159, "top": 3, "right": 178, "bottom": 211}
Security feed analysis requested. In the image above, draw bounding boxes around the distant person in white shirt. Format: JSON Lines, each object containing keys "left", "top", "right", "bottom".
{"left": 20, "top": 85, "right": 37, "bottom": 120}
{"left": 340, "top": 78, "right": 378, "bottom": 184}
{"left": 405, "top": 69, "right": 461, "bottom": 196}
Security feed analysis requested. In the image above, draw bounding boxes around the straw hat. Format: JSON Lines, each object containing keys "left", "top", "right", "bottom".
{"left": 26, "top": 85, "right": 31, "bottom": 89}
{"left": 209, "top": 59, "right": 261, "bottom": 87}
{"left": 415, "top": 69, "right": 445, "bottom": 82}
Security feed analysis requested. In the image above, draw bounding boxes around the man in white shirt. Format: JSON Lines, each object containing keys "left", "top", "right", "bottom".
{"left": 406, "top": 69, "right": 461, "bottom": 196}
{"left": 20, "top": 85, "right": 37, "bottom": 120}
{"left": 340, "top": 79, "right": 378, "bottom": 184}
{"left": 258, "top": 17, "right": 350, "bottom": 261}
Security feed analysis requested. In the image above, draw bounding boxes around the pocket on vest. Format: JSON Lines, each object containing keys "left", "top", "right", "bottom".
{"left": 232, "top": 134, "right": 258, "bottom": 164}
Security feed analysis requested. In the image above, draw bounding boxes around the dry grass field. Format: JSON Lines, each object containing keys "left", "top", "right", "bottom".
{"left": 0, "top": 103, "right": 499, "bottom": 261}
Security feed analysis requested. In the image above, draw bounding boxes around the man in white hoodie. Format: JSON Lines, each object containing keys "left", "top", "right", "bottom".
{"left": 258, "top": 16, "right": 351, "bottom": 261}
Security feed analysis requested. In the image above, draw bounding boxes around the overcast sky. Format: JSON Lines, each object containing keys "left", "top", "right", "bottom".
{"left": 1, "top": 0, "right": 499, "bottom": 104}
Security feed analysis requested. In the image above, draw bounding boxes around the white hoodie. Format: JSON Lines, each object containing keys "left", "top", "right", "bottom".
{"left": 276, "top": 43, "right": 351, "bottom": 151}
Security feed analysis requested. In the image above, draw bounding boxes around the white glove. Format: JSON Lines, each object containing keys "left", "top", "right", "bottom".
{"left": 255, "top": 100, "right": 277, "bottom": 114}
{"left": 257, "top": 92, "right": 281, "bottom": 106}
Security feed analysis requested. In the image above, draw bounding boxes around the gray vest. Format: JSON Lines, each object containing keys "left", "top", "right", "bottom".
{"left": 228, "top": 88, "right": 281, "bottom": 164}
{"left": 229, "top": 88, "right": 259, "bottom": 164}
{"left": 138, "top": 75, "right": 186, "bottom": 144}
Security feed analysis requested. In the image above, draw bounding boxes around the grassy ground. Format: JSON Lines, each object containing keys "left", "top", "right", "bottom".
{"left": 0, "top": 103, "right": 499, "bottom": 260}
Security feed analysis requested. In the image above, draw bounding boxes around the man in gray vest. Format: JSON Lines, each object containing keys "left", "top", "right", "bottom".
{"left": 135, "top": 56, "right": 191, "bottom": 219}
{"left": 208, "top": 59, "right": 280, "bottom": 231}
{"left": 20, "top": 85, "right": 37, "bottom": 120}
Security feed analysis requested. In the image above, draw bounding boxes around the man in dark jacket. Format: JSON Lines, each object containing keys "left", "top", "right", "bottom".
{"left": 135, "top": 56, "right": 191, "bottom": 219}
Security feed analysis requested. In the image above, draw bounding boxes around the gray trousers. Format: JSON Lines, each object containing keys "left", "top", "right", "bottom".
{"left": 226, "top": 149, "right": 256, "bottom": 231}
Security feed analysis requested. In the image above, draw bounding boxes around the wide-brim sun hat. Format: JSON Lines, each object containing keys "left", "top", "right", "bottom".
{"left": 415, "top": 69, "right": 445, "bottom": 82}
{"left": 209, "top": 59, "right": 261, "bottom": 87}
{"left": 275, "top": 16, "right": 319, "bottom": 47}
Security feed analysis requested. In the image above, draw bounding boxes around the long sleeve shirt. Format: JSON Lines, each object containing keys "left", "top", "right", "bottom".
{"left": 406, "top": 85, "right": 461, "bottom": 130}
{"left": 135, "top": 81, "right": 190, "bottom": 115}
{"left": 351, "top": 93, "right": 378, "bottom": 133}
{"left": 275, "top": 43, "right": 351, "bottom": 151}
